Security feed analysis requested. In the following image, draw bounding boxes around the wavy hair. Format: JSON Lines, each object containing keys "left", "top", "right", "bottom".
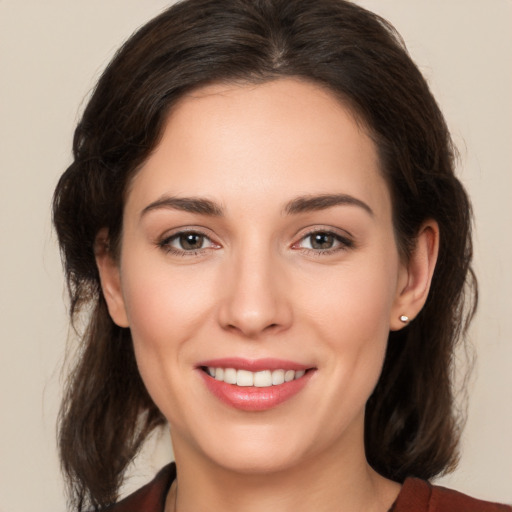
{"left": 53, "top": 0, "right": 477, "bottom": 510}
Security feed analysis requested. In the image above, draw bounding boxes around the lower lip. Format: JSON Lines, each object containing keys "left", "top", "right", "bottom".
{"left": 199, "top": 370, "right": 314, "bottom": 411}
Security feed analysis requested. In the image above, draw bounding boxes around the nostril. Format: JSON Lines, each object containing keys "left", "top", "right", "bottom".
{"left": 225, "top": 322, "right": 278, "bottom": 333}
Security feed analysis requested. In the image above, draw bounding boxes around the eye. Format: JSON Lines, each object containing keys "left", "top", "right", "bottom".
{"left": 293, "top": 229, "right": 354, "bottom": 254}
{"left": 173, "top": 232, "right": 210, "bottom": 251}
{"left": 304, "top": 232, "right": 337, "bottom": 250}
{"left": 158, "top": 230, "right": 218, "bottom": 255}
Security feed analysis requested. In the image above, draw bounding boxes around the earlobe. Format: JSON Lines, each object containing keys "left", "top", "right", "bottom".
{"left": 390, "top": 221, "right": 439, "bottom": 331}
{"left": 94, "top": 229, "right": 130, "bottom": 328}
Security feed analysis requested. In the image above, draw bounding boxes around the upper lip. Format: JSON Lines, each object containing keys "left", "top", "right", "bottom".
{"left": 196, "top": 357, "right": 312, "bottom": 372}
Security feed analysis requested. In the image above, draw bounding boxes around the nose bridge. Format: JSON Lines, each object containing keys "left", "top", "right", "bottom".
{"left": 218, "top": 236, "right": 291, "bottom": 337}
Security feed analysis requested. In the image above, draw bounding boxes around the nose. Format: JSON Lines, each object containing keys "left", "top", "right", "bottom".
{"left": 217, "top": 246, "right": 293, "bottom": 338}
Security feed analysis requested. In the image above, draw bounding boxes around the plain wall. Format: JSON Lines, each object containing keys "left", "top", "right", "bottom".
{"left": 0, "top": 1, "right": 510, "bottom": 510}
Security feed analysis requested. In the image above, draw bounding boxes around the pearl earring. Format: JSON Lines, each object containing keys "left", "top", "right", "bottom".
{"left": 399, "top": 315, "right": 409, "bottom": 323}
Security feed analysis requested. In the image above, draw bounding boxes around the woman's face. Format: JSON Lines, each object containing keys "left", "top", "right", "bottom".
{"left": 103, "top": 79, "right": 411, "bottom": 473}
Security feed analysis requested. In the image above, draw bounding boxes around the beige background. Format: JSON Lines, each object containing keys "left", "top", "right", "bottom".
{"left": 0, "top": 1, "right": 510, "bottom": 510}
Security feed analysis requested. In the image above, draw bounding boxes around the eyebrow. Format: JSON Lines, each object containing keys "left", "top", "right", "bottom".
{"left": 140, "top": 193, "right": 373, "bottom": 219}
{"left": 284, "top": 194, "right": 374, "bottom": 217}
{"left": 141, "top": 196, "right": 224, "bottom": 217}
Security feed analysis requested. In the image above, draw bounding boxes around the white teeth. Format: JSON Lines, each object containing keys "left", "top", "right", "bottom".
{"left": 284, "top": 370, "right": 295, "bottom": 382}
{"left": 236, "top": 369, "right": 254, "bottom": 387}
{"left": 254, "top": 370, "right": 272, "bottom": 387}
{"left": 271, "top": 369, "right": 285, "bottom": 385}
{"left": 223, "top": 367, "right": 237, "bottom": 384}
{"left": 205, "top": 367, "right": 307, "bottom": 387}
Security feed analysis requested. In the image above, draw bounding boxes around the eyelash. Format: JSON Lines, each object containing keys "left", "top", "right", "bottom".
{"left": 291, "top": 229, "right": 354, "bottom": 256}
{"left": 157, "top": 228, "right": 354, "bottom": 257}
{"left": 157, "top": 230, "right": 218, "bottom": 257}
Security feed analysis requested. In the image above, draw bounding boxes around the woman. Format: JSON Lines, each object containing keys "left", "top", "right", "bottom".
{"left": 52, "top": 0, "right": 510, "bottom": 511}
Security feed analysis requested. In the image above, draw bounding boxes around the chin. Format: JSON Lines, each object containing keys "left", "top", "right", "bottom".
{"left": 207, "top": 444, "right": 305, "bottom": 475}
{"left": 187, "top": 419, "right": 324, "bottom": 475}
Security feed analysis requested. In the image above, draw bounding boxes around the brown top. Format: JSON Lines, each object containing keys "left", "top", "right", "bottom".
{"left": 390, "top": 477, "right": 511, "bottom": 512}
{"left": 107, "top": 463, "right": 511, "bottom": 512}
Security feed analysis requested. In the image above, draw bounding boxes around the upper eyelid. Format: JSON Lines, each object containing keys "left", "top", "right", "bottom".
{"left": 164, "top": 231, "right": 212, "bottom": 243}
{"left": 297, "top": 232, "right": 352, "bottom": 245}
{"left": 292, "top": 225, "right": 354, "bottom": 241}
{"left": 159, "top": 226, "right": 217, "bottom": 241}
{"left": 156, "top": 225, "right": 354, "bottom": 246}
{"left": 291, "top": 227, "right": 355, "bottom": 250}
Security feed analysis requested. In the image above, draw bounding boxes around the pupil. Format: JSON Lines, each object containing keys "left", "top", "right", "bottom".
{"left": 180, "top": 233, "right": 203, "bottom": 250}
{"left": 312, "top": 233, "right": 334, "bottom": 249}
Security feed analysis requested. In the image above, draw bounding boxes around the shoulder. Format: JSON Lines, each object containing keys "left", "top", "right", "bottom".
{"left": 105, "top": 463, "right": 176, "bottom": 512}
{"left": 393, "top": 478, "right": 511, "bottom": 512}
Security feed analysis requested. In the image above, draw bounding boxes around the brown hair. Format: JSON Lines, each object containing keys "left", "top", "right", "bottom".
{"left": 53, "top": 0, "right": 476, "bottom": 510}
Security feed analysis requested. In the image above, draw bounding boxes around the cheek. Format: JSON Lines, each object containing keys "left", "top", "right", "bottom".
{"left": 296, "top": 253, "right": 399, "bottom": 397}
{"left": 117, "top": 259, "right": 219, "bottom": 409}
{"left": 118, "top": 262, "right": 213, "bottom": 419}
{"left": 120, "top": 260, "right": 214, "bottom": 347}
{"left": 297, "top": 257, "right": 399, "bottom": 339}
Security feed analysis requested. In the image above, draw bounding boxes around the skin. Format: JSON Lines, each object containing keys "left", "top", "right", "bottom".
{"left": 97, "top": 78, "right": 439, "bottom": 512}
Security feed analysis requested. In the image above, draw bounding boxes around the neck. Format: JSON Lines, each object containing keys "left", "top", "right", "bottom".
{"left": 167, "top": 426, "right": 400, "bottom": 512}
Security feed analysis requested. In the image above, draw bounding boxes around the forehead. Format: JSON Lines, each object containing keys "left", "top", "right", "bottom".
{"left": 127, "top": 78, "right": 390, "bottom": 219}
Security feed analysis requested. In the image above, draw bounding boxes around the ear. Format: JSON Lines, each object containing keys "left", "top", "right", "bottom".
{"left": 390, "top": 221, "right": 439, "bottom": 331}
{"left": 94, "top": 228, "right": 130, "bottom": 328}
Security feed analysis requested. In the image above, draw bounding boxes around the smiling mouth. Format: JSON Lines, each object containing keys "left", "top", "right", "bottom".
{"left": 198, "top": 360, "right": 316, "bottom": 411}
{"left": 201, "top": 367, "right": 310, "bottom": 387}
